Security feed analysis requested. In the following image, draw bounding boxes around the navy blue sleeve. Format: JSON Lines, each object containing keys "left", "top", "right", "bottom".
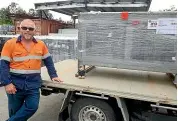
{"left": 43, "top": 56, "right": 58, "bottom": 79}
{"left": 0, "top": 60, "right": 12, "bottom": 86}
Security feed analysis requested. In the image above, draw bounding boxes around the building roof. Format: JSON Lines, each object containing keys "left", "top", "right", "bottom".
{"left": 35, "top": 0, "right": 152, "bottom": 16}
{"left": 9, "top": 13, "right": 68, "bottom": 24}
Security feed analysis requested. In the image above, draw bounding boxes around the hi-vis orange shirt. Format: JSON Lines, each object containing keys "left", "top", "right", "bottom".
{"left": 0, "top": 36, "right": 57, "bottom": 89}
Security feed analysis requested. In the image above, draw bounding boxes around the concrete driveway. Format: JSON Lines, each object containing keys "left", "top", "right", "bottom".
{"left": 0, "top": 87, "right": 64, "bottom": 121}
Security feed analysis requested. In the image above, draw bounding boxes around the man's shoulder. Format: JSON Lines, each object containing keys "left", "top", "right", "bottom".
{"left": 36, "top": 39, "right": 45, "bottom": 44}
{"left": 36, "top": 39, "right": 47, "bottom": 48}
{"left": 5, "top": 37, "right": 17, "bottom": 44}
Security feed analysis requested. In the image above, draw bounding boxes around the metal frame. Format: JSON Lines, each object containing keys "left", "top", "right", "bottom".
{"left": 41, "top": 79, "right": 177, "bottom": 106}
{"left": 87, "top": 3, "right": 147, "bottom": 7}
{"left": 58, "top": 90, "right": 73, "bottom": 121}
{"left": 77, "top": 12, "right": 177, "bottom": 74}
{"left": 38, "top": 10, "right": 49, "bottom": 19}
{"left": 35, "top": 0, "right": 152, "bottom": 16}
{"left": 75, "top": 91, "right": 109, "bottom": 100}
{"left": 151, "top": 104, "right": 177, "bottom": 111}
{"left": 76, "top": 60, "right": 95, "bottom": 77}
{"left": 116, "top": 97, "right": 129, "bottom": 121}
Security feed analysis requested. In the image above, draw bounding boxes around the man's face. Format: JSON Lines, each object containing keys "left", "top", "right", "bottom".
{"left": 20, "top": 21, "right": 35, "bottom": 40}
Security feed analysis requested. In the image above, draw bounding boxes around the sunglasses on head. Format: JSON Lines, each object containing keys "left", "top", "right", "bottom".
{"left": 21, "top": 27, "right": 35, "bottom": 31}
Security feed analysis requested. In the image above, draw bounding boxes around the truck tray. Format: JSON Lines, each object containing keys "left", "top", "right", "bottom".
{"left": 41, "top": 60, "right": 177, "bottom": 105}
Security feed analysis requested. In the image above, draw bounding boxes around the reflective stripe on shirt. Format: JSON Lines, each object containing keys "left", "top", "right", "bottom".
{"left": 42, "top": 53, "right": 51, "bottom": 59}
{"left": 1, "top": 56, "right": 11, "bottom": 62}
{"left": 10, "top": 69, "right": 41, "bottom": 74}
{"left": 13, "top": 55, "right": 42, "bottom": 62}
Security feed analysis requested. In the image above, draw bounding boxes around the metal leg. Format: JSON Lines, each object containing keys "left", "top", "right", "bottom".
{"left": 85, "top": 66, "right": 95, "bottom": 73}
{"left": 58, "top": 90, "right": 73, "bottom": 121}
{"left": 84, "top": 65, "right": 86, "bottom": 76}
{"left": 76, "top": 65, "right": 95, "bottom": 78}
{"left": 76, "top": 58, "right": 95, "bottom": 78}
{"left": 58, "top": 107, "right": 69, "bottom": 121}
{"left": 116, "top": 97, "right": 129, "bottom": 121}
{"left": 75, "top": 60, "right": 81, "bottom": 77}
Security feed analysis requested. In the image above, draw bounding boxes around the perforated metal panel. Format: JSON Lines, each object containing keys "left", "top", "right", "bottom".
{"left": 0, "top": 36, "right": 77, "bottom": 63}
{"left": 78, "top": 12, "right": 177, "bottom": 74}
{"left": 42, "top": 38, "right": 76, "bottom": 62}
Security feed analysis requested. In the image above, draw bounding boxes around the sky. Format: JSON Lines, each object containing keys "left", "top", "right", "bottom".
{"left": 0, "top": 0, "right": 177, "bottom": 21}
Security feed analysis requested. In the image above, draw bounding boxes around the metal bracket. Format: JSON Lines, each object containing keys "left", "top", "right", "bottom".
{"left": 42, "top": 10, "right": 49, "bottom": 19}
{"left": 151, "top": 104, "right": 177, "bottom": 111}
{"left": 58, "top": 90, "right": 73, "bottom": 121}
{"left": 116, "top": 97, "right": 129, "bottom": 121}
{"left": 85, "top": 66, "right": 96, "bottom": 73}
{"left": 76, "top": 65, "right": 95, "bottom": 77}
{"left": 60, "top": 90, "right": 73, "bottom": 113}
{"left": 76, "top": 92, "right": 109, "bottom": 100}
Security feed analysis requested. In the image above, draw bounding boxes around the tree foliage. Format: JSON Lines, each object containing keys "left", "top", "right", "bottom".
{"left": 8, "top": 2, "right": 26, "bottom": 14}
{"left": 0, "top": 8, "right": 12, "bottom": 25}
{"left": 162, "top": 5, "right": 177, "bottom": 11}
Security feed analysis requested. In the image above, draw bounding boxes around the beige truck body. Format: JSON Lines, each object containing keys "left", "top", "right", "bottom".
{"left": 41, "top": 59, "right": 177, "bottom": 106}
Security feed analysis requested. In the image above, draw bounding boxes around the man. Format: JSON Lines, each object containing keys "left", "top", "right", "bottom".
{"left": 0, "top": 19, "right": 62, "bottom": 121}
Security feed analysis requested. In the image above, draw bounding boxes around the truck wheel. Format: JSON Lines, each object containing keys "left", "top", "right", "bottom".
{"left": 70, "top": 98, "right": 116, "bottom": 121}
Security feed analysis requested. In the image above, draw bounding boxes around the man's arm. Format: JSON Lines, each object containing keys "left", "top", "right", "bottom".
{"left": 42, "top": 42, "right": 62, "bottom": 82}
{"left": 0, "top": 40, "right": 17, "bottom": 94}
{"left": 1, "top": 41, "right": 13, "bottom": 86}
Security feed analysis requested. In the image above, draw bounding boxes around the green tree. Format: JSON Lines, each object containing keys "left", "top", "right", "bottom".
{"left": 0, "top": 8, "right": 12, "bottom": 25}
{"left": 8, "top": 2, "right": 26, "bottom": 14}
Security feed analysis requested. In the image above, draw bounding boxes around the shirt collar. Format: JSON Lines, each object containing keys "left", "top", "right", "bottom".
{"left": 16, "top": 35, "right": 38, "bottom": 43}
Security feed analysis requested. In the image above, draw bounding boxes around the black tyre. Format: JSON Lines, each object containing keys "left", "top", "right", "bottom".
{"left": 70, "top": 98, "right": 117, "bottom": 121}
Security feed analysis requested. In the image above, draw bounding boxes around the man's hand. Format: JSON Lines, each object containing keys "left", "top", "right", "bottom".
{"left": 5, "top": 83, "right": 17, "bottom": 94}
{"left": 52, "top": 77, "right": 63, "bottom": 83}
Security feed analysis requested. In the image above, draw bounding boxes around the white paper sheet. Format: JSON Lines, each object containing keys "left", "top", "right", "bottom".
{"left": 147, "top": 20, "right": 158, "bottom": 29}
{"left": 156, "top": 18, "right": 177, "bottom": 35}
